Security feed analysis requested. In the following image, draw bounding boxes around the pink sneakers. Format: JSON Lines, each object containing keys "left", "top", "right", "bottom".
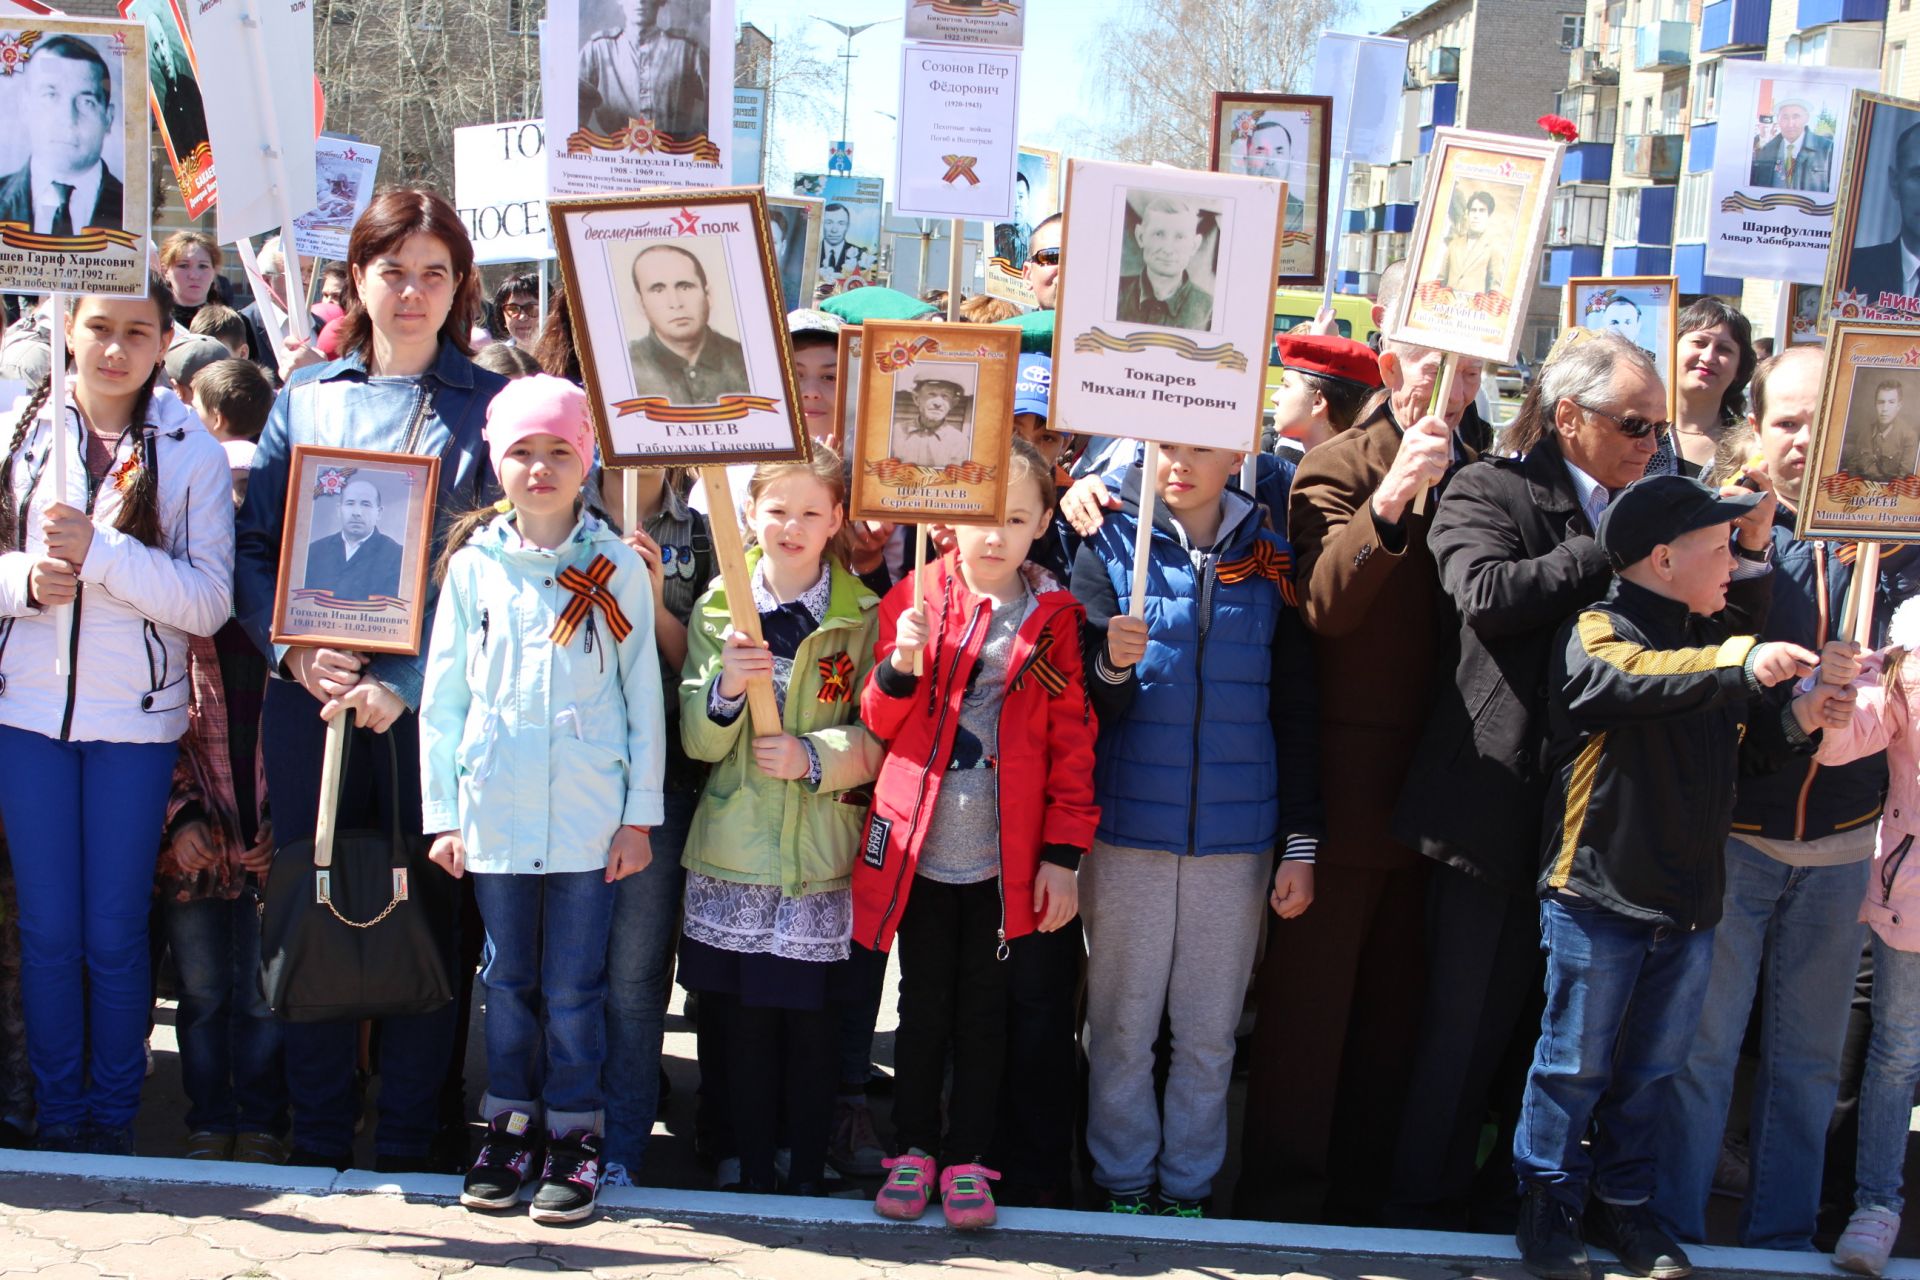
{"left": 939, "top": 1163, "right": 1001, "bottom": 1230}
{"left": 874, "top": 1152, "right": 936, "bottom": 1220}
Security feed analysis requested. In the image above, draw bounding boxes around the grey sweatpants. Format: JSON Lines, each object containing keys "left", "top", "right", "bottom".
{"left": 1081, "top": 840, "right": 1271, "bottom": 1201}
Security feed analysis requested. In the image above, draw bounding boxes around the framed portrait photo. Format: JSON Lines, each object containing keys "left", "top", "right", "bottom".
{"left": 1824, "top": 90, "right": 1920, "bottom": 322}
{"left": 119, "top": 0, "right": 211, "bottom": 220}
{"left": 1053, "top": 157, "right": 1287, "bottom": 451}
{"left": 986, "top": 146, "right": 1059, "bottom": 308}
{"left": 832, "top": 324, "right": 863, "bottom": 456}
{"left": 1796, "top": 322, "right": 1920, "bottom": 542}
{"left": 0, "top": 15, "right": 150, "bottom": 296}
{"left": 765, "top": 195, "right": 822, "bottom": 312}
{"left": 850, "top": 320, "right": 1020, "bottom": 525}
{"left": 1564, "top": 275, "right": 1679, "bottom": 421}
{"left": 1790, "top": 282, "right": 1827, "bottom": 344}
{"left": 1209, "top": 92, "right": 1331, "bottom": 286}
{"left": 551, "top": 186, "right": 809, "bottom": 468}
{"left": 1387, "top": 128, "right": 1560, "bottom": 364}
{"left": 271, "top": 446, "right": 441, "bottom": 656}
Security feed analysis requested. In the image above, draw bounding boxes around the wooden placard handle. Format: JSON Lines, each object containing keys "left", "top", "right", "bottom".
{"left": 912, "top": 522, "right": 929, "bottom": 675}
{"left": 313, "top": 710, "right": 352, "bottom": 870}
{"left": 1130, "top": 441, "right": 1160, "bottom": 620}
{"left": 1840, "top": 541, "right": 1883, "bottom": 648}
{"left": 699, "top": 466, "right": 783, "bottom": 738}
{"left": 1411, "top": 352, "right": 1459, "bottom": 518}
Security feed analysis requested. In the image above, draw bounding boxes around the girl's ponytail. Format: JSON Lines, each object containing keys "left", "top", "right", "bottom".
{"left": 0, "top": 376, "right": 52, "bottom": 552}
{"left": 434, "top": 502, "right": 506, "bottom": 585}
{"left": 110, "top": 368, "right": 164, "bottom": 549}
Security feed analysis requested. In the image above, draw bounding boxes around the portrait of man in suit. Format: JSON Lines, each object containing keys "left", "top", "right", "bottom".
{"left": 304, "top": 477, "right": 404, "bottom": 603}
{"left": 1845, "top": 120, "right": 1920, "bottom": 311}
{"left": 626, "top": 241, "right": 749, "bottom": 407}
{"left": 0, "top": 35, "right": 125, "bottom": 237}
{"left": 819, "top": 201, "right": 872, "bottom": 278}
{"left": 1749, "top": 96, "right": 1833, "bottom": 193}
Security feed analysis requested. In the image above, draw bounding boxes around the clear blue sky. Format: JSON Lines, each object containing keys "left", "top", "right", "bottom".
{"left": 741, "top": 0, "right": 1412, "bottom": 187}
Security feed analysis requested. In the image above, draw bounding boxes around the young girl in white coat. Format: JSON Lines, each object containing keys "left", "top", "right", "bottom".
{"left": 0, "top": 278, "right": 234, "bottom": 1153}
{"left": 419, "top": 375, "right": 663, "bottom": 1224}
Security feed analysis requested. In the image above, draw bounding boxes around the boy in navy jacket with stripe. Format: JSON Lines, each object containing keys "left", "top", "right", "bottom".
{"left": 1071, "top": 443, "right": 1321, "bottom": 1216}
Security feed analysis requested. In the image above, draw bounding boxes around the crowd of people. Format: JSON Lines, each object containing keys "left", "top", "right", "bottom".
{"left": 0, "top": 185, "right": 1917, "bottom": 1279}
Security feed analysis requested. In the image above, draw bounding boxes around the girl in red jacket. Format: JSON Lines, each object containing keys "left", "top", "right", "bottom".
{"left": 857, "top": 439, "right": 1099, "bottom": 1229}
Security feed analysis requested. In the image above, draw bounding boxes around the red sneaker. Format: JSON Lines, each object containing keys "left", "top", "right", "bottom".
{"left": 874, "top": 1152, "right": 936, "bottom": 1220}
{"left": 940, "top": 1163, "right": 1000, "bottom": 1230}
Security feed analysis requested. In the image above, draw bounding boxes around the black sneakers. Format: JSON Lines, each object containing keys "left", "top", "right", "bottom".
{"left": 1517, "top": 1185, "right": 1589, "bottom": 1280}
{"left": 460, "top": 1111, "right": 540, "bottom": 1212}
{"left": 1585, "top": 1198, "right": 1693, "bottom": 1279}
{"left": 530, "top": 1128, "right": 605, "bottom": 1224}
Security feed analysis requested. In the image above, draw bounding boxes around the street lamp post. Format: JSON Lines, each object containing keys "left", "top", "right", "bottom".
{"left": 813, "top": 14, "right": 900, "bottom": 157}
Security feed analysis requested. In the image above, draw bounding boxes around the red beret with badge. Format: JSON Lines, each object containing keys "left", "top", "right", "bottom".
{"left": 1275, "top": 334, "right": 1383, "bottom": 391}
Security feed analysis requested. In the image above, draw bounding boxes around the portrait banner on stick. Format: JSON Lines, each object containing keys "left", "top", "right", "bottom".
{"left": 192, "top": 0, "right": 314, "bottom": 247}
{"left": 1797, "top": 321, "right": 1920, "bottom": 542}
{"left": 1705, "top": 59, "right": 1876, "bottom": 284}
{"left": 893, "top": 40, "right": 1020, "bottom": 222}
{"left": 0, "top": 14, "right": 150, "bottom": 295}
{"left": 455, "top": 119, "right": 555, "bottom": 265}
{"left": 1311, "top": 31, "right": 1407, "bottom": 164}
{"left": 118, "top": 0, "right": 210, "bottom": 219}
{"left": 1564, "top": 275, "right": 1679, "bottom": 423}
{"left": 1823, "top": 90, "right": 1920, "bottom": 322}
{"left": 1209, "top": 93, "right": 1331, "bottom": 286}
{"left": 544, "top": 0, "right": 735, "bottom": 197}
{"left": 985, "top": 146, "right": 1056, "bottom": 307}
{"left": 903, "top": 0, "right": 1025, "bottom": 48}
{"left": 293, "top": 135, "right": 379, "bottom": 261}
{"left": 1052, "top": 157, "right": 1286, "bottom": 450}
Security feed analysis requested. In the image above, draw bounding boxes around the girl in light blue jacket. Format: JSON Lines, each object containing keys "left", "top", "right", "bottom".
{"left": 419, "top": 376, "right": 664, "bottom": 1225}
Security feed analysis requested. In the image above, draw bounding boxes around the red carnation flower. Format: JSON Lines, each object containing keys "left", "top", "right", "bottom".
{"left": 1538, "top": 114, "right": 1579, "bottom": 143}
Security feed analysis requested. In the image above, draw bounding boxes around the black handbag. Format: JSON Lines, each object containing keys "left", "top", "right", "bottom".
{"left": 259, "top": 719, "right": 455, "bottom": 1022}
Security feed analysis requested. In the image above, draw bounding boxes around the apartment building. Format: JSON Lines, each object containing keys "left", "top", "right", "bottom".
{"left": 1336, "top": 0, "right": 1588, "bottom": 362}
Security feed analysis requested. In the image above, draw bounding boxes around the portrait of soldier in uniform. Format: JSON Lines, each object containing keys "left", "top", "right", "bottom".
{"left": 1840, "top": 376, "right": 1920, "bottom": 481}
{"left": 888, "top": 364, "right": 975, "bottom": 470}
{"left": 820, "top": 200, "right": 873, "bottom": 279}
{"left": 1114, "top": 191, "right": 1219, "bottom": 332}
{"left": 625, "top": 241, "right": 750, "bottom": 407}
{"left": 1430, "top": 190, "right": 1510, "bottom": 297}
{"left": 577, "top": 0, "right": 710, "bottom": 139}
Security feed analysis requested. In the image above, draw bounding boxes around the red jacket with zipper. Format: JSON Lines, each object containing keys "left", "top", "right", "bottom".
{"left": 854, "top": 553, "right": 1100, "bottom": 953}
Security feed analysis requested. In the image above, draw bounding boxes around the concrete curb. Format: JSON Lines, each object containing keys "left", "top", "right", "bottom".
{"left": 0, "top": 1149, "right": 1912, "bottom": 1277}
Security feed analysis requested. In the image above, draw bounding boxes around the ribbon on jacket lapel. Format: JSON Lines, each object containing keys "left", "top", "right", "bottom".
{"left": 817, "top": 652, "right": 855, "bottom": 703}
{"left": 1215, "top": 540, "right": 1299, "bottom": 606}
{"left": 1012, "top": 628, "right": 1069, "bottom": 697}
{"left": 552, "top": 555, "right": 633, "bottom": 647}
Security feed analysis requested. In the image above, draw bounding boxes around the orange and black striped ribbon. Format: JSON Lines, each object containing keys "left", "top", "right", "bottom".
{"left": 1013, "top": 630, "right": 1069, "bottom": 697}
{"left": 817, "top": 653, "right": 855, "bottom": 702}
{"left": 1216, "top": 541, "right": 1299, "bottom": 606}
{"left": 551, "top": 555, "right": 633, "bottom": 647}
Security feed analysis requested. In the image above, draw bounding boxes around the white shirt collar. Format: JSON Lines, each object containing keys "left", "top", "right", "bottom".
{"left": 30, "top": 161, "right": 101, "bottom": 236}
{"left": 1565, "top": 458, "right": 1609, "bottom": 524}
{"left": 750, "top": 556, "right": 831, "bottom": 621}
{"left": 1900, "top": 239, "right": 1920, "bottom": 295}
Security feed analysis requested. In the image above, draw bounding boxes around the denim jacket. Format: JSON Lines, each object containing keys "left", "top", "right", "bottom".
{"left": 234, "top": 343, "right": 507, "bottom": 707}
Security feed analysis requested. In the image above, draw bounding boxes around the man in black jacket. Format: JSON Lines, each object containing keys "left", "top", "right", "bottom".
{"left": 1514, "top": 475, "right": 1845, "bottom": 1280}
{"left": 1389, "top": 332, "right": 1660, "bottom": 1231}
{"left": 1653, "top": 347, "right": 1912, "bottom": 1252}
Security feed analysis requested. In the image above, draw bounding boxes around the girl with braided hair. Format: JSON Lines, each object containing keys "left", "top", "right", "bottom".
{"left": 0, "top": 276, "right": 235, "bottom": 1153}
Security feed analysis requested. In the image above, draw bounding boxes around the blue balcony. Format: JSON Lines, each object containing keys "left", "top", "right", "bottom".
{"left": 1384, "top": 203, "right": 1416, "bottom": 233}
{"left": 1560, "top": 142, "right": 1615, "bottom": 185}
{"left": 1419, "top": 124, "right": 1436, "bottom": 155}
{"left": 1797, "top": 0, "right": 1887, "bottom": 28}
{"left": 1635, "top": 21, "right": 1691, "bottom": 71}
{"left": 1427, "top": 82, "right": 1458, "bottom": 127}
{"left": 1627, "top": 186, "right": 1677, "bottom": 245}
{"left": 1612, "top": 246, "right": 1673, "bottom": 275}
{"left": 1689, "top": 123, "right": 1717, "bottom": 172}
{"left": 1675, "top": 242, "right": 1744, "bottom": 296}
{"left": 1702, "top": 0, "right": 1770, "bottom": 51}
{"left": 1543, "top": 246, "right": 1605, "bottom": 286}
{"left": 1338, "top": 269, "right": 1365, "bottom": 293}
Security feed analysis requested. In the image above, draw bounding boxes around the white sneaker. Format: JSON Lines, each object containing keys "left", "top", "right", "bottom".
{"left": 1835, "top": 1206, "right": 1901, "bottom": 1277}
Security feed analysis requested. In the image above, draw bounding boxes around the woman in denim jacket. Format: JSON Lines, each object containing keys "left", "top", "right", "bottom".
{"left": 233, "top": 188, "right": 508, "bottom": 1172}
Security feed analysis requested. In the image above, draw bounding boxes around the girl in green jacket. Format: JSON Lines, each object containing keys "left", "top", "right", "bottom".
{"left": 678, "top": 444, "right": 881, "bottom": 1196}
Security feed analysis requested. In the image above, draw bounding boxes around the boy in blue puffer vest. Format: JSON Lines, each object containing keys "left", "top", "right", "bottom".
{"left": 1071, "top": 442, "right": 1322, "bottom": 1217}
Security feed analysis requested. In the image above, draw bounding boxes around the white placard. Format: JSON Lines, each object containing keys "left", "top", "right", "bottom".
{"left": 903, "top": 0, "right": 1025, "bottom": 48}
{"left": 1312, "top": 31, "right": 1407, "bottom": 164}
{"left": 1706, "top": 59, "right": 1877, "bottom": 283}
{"left": 894, "top": 42, "right": 1021, "bottom": 222}
{"left": 544, "top": 0, "right": 735, "bottom": 197}
{"left": 732, "top": 86, "right": 764, "bottom": 184}
{"left": 292, "top": 135, "right": 378, "bottom": 261}
{"left": 1053, "top": 158, "right": 1285, "bottom": 450}
{"left": 192, "top": 0, "right": 315, "bottom": 246}
{"left": 455, "top": 119, "right": 555, "bottom": 265}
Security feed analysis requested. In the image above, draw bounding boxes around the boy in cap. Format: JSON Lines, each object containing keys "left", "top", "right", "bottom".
{"left": 1515, "top": 475, "right": 1854, "bottom": 1280}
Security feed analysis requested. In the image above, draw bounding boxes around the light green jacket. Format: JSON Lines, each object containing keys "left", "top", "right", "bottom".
{"left": 680, "top": 552, "right": 881, "bottom": 896}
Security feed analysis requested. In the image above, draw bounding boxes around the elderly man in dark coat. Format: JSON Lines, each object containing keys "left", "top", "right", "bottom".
{"left": 1385, "top": 331, "right": 1663, "bottom": 1231}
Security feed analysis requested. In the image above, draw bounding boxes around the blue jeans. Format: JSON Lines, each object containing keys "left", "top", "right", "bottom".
{"left": 1856, "top": 935, "right": 1920, "bottom": 1215}
{"left": 164, "top": 891, "right": 287, "bottom": 1135}
{"left": 262, "top": 679, "right": 455, "bottom": 1161}
{"left": 0, "top": 726, "right": 177, "bottom": 1133}
{"left": 473, "top": 868, "right": 615, "bottom": 1133}
{"left": 1514, "top": 895, "right": 1716, "bottom": 1209}
{"left": 603, "top": 788, "right": 693, "bottom": 1170}
{"left": 1654, "top": 841, "right": 1868, "bottom": 1248}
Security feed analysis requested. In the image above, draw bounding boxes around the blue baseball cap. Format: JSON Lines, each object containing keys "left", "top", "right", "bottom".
{"left": 1014, "top": 352, "right": 1052, "bottom": 420}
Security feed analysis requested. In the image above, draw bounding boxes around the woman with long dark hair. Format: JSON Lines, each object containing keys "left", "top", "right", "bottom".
{"left": 1669, "top": 298, "right": 1757, "bottom": 475}
{"left": 0, "top": 275, "right": 234, "bottom": 1152}
{"left": 234, "top": 188, "right": 509, "bottom": 1171}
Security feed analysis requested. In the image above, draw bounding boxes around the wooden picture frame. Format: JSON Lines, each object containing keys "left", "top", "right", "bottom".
{"left": 1822, "top": 89, "right": 1920, "bottom": 325}
{"left": 849, "top": 320, "right": 1021, "bottom": 525}
{"left": 766, "top": 194, "right": 823, "bottom": 312}
{"left": 271, "top": 445, "right": 441, "bottom": 656}
{"left": 832, "top": 324, "right": 864, "bottom": 456}
{"left": 1385, "top": 127, "right": 1563, "bottom": 364}
{"left": 550, "top": 186, "right": 810, "bottom": 468}
{"left": 1796, "top": 321, "right": 1920, "bottom": 542}
{"left": 1563, "top": 275, "right": 1680, "bottom": 425}
{"left": 1209, "top": 92, "right": 1333, "bottom": 286}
